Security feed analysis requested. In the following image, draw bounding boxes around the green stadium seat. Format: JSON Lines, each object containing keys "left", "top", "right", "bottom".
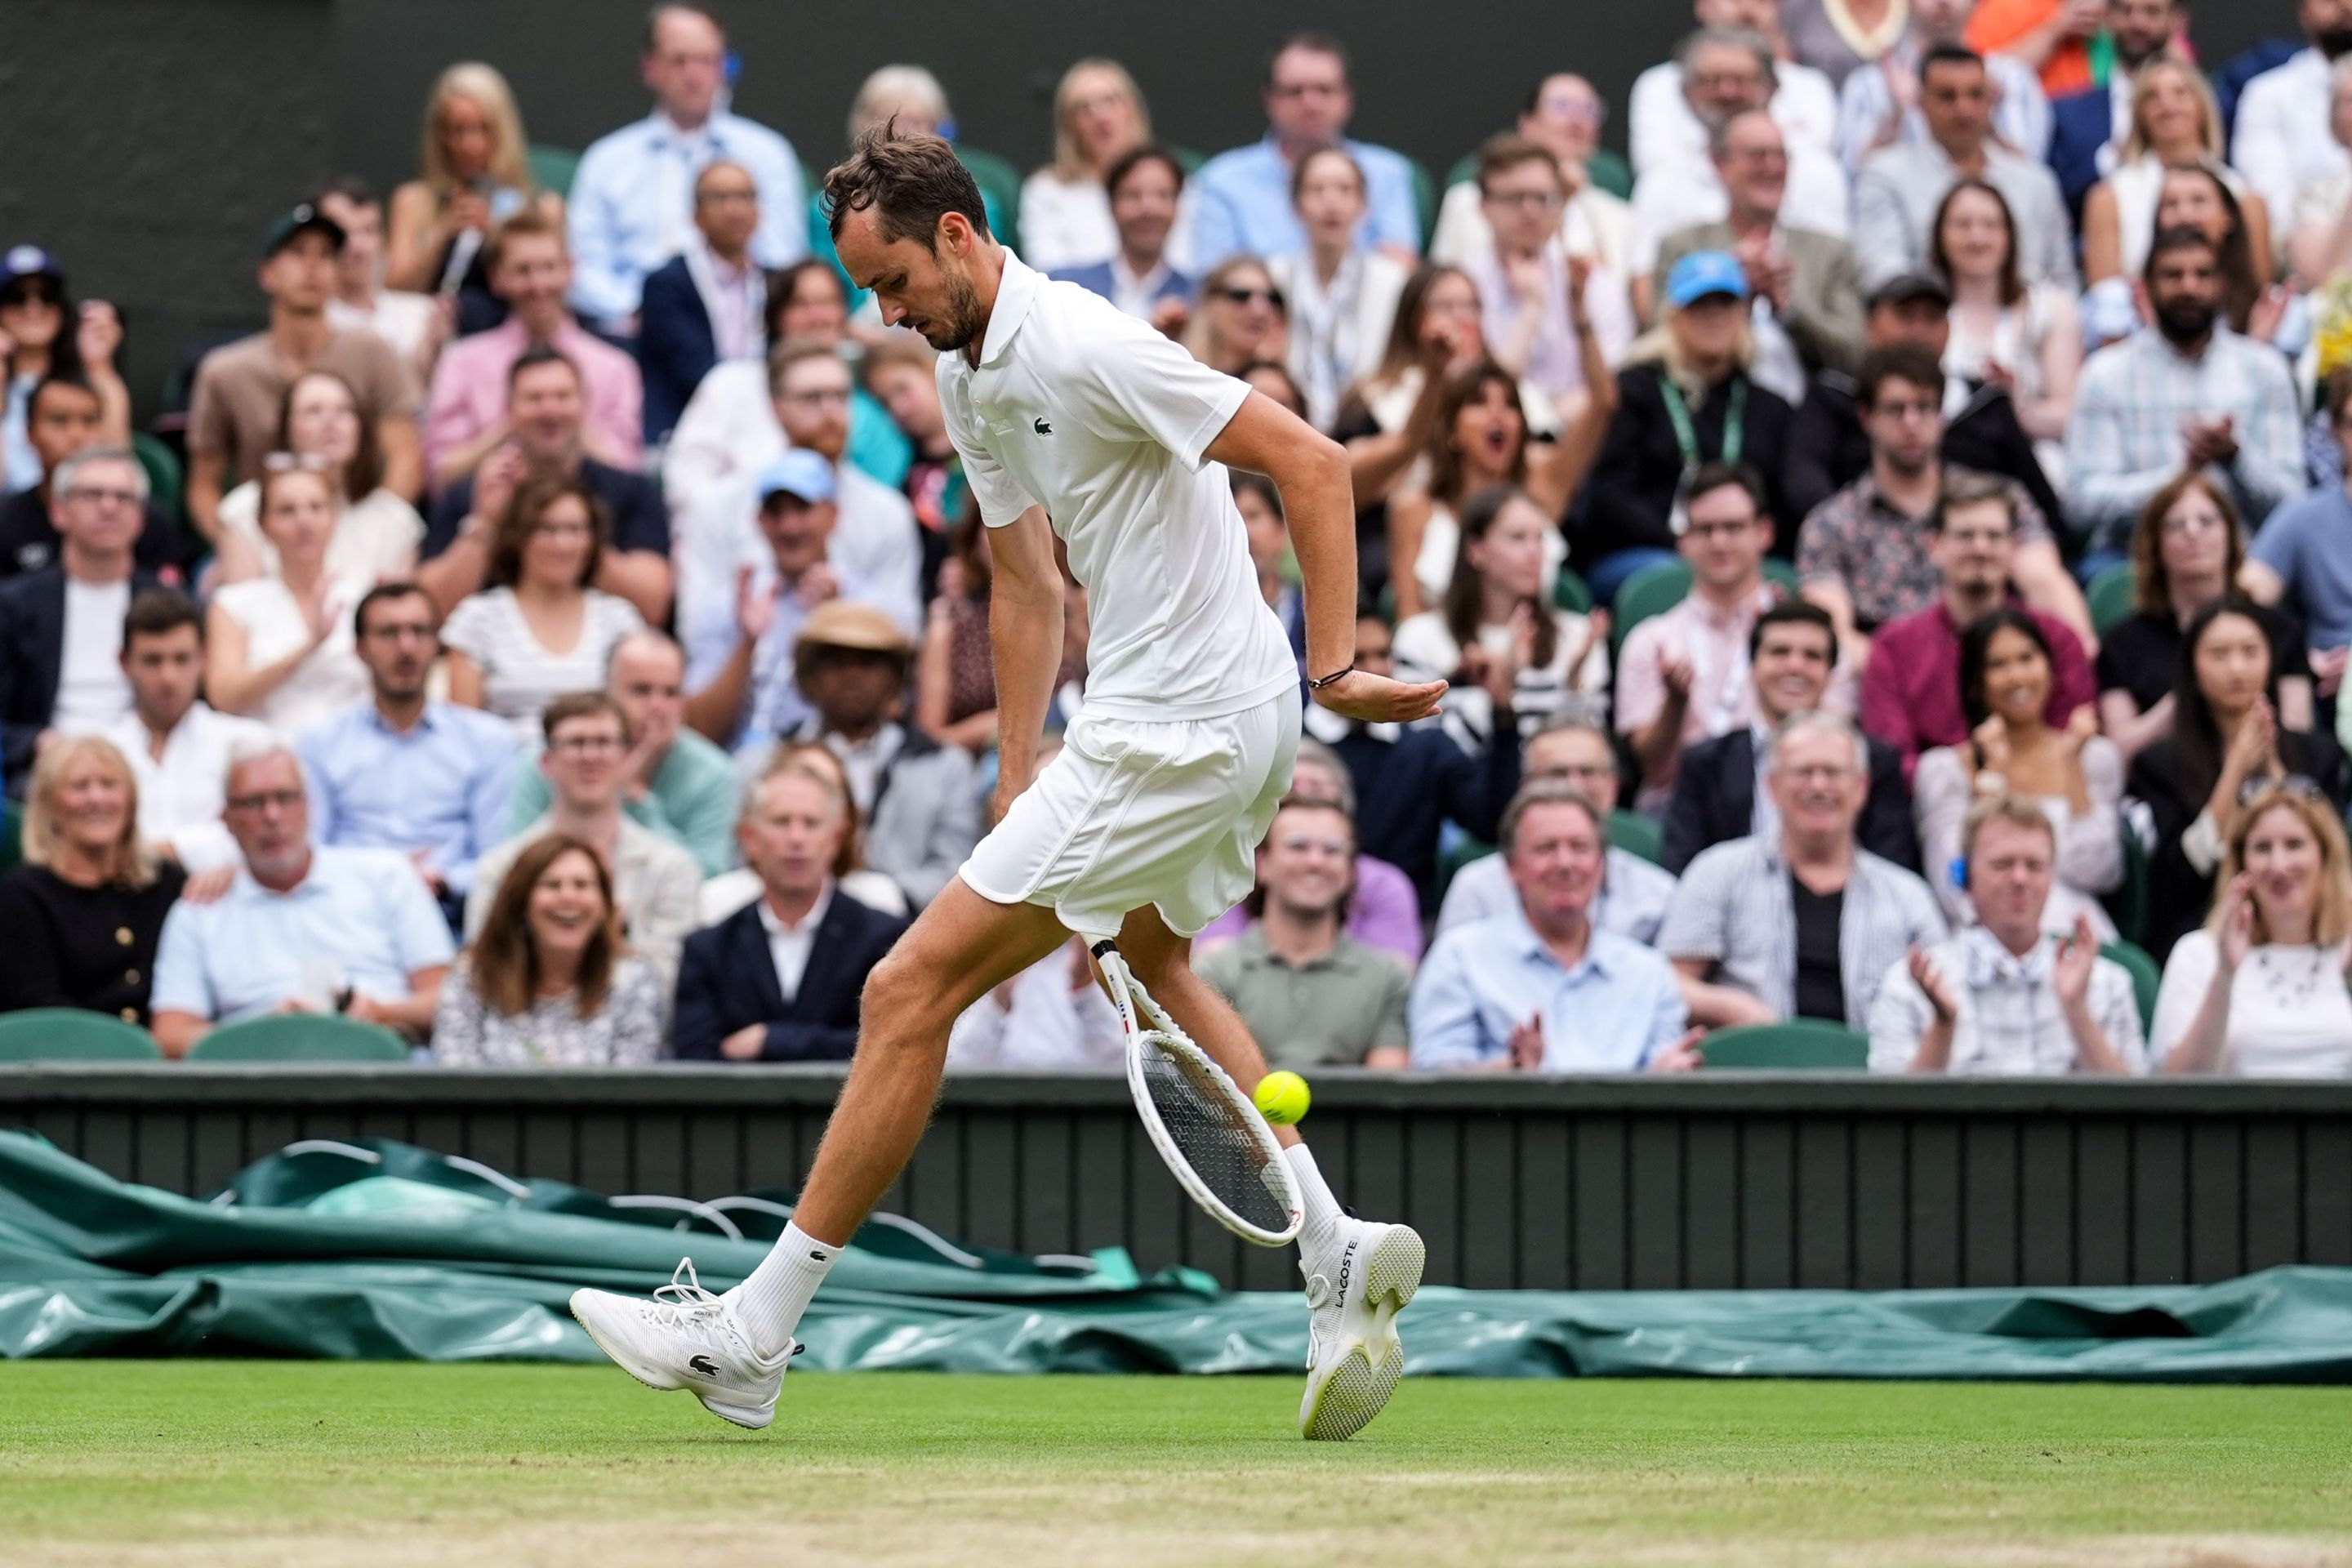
{"left": 1609, "top": 559, "right": 1802, "bottom": 653}
{"left": 1699, "top": 1020, "right": 1869, "bottom": 1070}
{"left": 954, "top": 146, "right": 1025, "bottom": 256}
{"left": 2099, "top": 939, "right": 2162, "bottom": 1034}
{"left": 1584, "top": 148, "right": 1635, "bottom": 201}
{"left": 1436, "top": 832, "right": 1496, "bottom": 902}
{"left": 131, "top": 432, "right": 185, "bottom": 535}
{"left": 0, "top": 1009, "right": 163, "bottom": 1062}
{"left": 1407, "top": 158, "right": 1440, "bottom": 250}
{"left": 189, "top": 1014, "right": 409, "bottom": 1063}
{"left": 1552, "top": 567, "right": 1592, "bottom": 614}
{"left": 1608, "top": 809, "right": 1664, "bottom": 866}
{"left": 526, "top": 144, "right": 581, "bottom": 199}
{"left": 2087, "top": 564, "right": 2136, "bottom": 636}
{"left": 1165, "top": 145, "right": 1207, "bottom": 174}
{"left": 2102, "top": 832, "right": 2149, "bottom": 948}
{"left": 1, "top": 798, "right": 21, "bottom": 872}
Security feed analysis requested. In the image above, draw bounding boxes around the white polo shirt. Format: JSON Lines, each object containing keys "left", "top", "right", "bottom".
{"left": 938, "top": 252, "right": 1297, "bottom": 724}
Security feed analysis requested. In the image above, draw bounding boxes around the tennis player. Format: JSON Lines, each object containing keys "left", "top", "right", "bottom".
{"left": 570, "top": 128, "right": 1445, "bottom": 1441}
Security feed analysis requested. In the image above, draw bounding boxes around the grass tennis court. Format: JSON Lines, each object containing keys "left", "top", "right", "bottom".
{"left": 5, "top": 1365, "right": 2351, "bottom": 1566}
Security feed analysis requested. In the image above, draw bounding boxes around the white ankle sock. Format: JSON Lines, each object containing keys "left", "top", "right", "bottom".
{"left": 730, "top": 1221, "right": 840, "bottom": 1356}
{"left": 1285, "top": 1143, "right": 1346, "bottom": 1264}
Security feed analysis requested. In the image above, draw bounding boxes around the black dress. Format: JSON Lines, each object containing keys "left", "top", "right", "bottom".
{"left": 2127, "top": 729, "right": 2350, "bottom": 962}
{"left": 0, "top": 862, "right": 187, "bottom": 1025}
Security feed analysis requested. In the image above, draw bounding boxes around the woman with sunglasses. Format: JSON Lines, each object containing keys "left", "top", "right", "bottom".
{"left": 1184, "top": 256, "right": 1289, "bottom": 378}
{"left": 0, "top": 247, "right": 129, "bottom": 495}
{"left": 211, "top": 369, "right": 424, "bottom": 600}
{"left": 2152, "top": 786, "right": 2352, "bottom": 1077}
{"left": 2127, "top": 598, "right": 2350, "bottom": 960}
{"left": 1269, "top": 146, "right": 1409, "bottom": 430}
{"left": 2099, "top": 474, "right": 2310, "bottom": 766}
{"left": 1913, "top": 608, "right": 2122, "bottom": 937}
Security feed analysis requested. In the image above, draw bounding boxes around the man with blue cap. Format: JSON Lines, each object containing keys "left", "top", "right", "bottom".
{"left": 1581, "top": 248, "right": 1797, "bottom": 600}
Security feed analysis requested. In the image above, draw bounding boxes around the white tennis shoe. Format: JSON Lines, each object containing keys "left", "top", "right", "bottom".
{"left": 569, "top": 1259, "right": 794, "bottom": 1430}
{"left": 1298, "top": 1216, "right": 1424, "bottom": 1441}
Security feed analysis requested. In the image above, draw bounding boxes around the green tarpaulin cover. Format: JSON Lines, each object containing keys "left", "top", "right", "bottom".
{"left": 4, "top": 1131, "right": 2350, "bottom": 1381}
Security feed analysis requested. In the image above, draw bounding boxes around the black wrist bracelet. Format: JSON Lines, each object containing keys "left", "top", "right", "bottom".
{"left": 1307, "top": 665, "right": 1355, "bottom": 691}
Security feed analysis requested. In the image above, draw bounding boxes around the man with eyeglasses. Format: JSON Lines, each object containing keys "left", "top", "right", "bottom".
{"left": 421, "top": 347, "right": 671, "bottom": 624}
{"left": 1195, "top": 796, "right": 1412, "bottom": 1070}
{"left": 148, "top": 740, "right": 454, "bottom": 1059}
{"left": 1660, "top": 709, "right": 1945, "bottom": 1028}
{"left": 1627, "top": 28, "right": 1855, "bottom": 284}
{"left": 295, "top": 582, "right": 519, "bottom": 929}
{"left": 466, "top": 691, "right": 700, "bottom": 979}
{"left": 424, "top": 208, "right": 644, "bottom": 489}
{"left": 1457, "top": 136, "right": 1634, "bottom": 418}
{"left": 1798, "top": 343, "right": 2088, "bottom": 659}
{"left": 1650, "top": 109, "right": 1864, "bottom": 399}
{"left": 0, "top": 446, "right": 165, "bottom": 794}
{"left": 1413, "top": 779, "right": 1700, "bottom": 1071}
{"left": 1184, "top": 33, "right": 1421, "bottom": 270}
{"left": 1433, "top": 716, "right": 1678, "bottom": 946}
{"left": 1429, "top": 74, "right": 1634, "bottom": 280}
{"left": 639, "top": 160, "right": 768, "bottom": 449}
{"left": 0, "top": 376, "right": 189, "bottom": 582}
{"left": 1860, "top": 472, "right": 2097, "bottom": 778}
{"left": 1628, "top": 0, "right": 1841, "bottom": 176}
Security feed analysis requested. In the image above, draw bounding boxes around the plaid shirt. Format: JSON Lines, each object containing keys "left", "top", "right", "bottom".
{"left": 1866, "top": 928, "right": 2146, "bottom": 1075}
{"left": 2063, "top": 327, "right": 2306, "bottom": 554}
{"left": 1658, "top": 835, "right": 1946, "bottom": 1025}
{"left": 1795, "top": 466, "right": 2050, "bottom": 630}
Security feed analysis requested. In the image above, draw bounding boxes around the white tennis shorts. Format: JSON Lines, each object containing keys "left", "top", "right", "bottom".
{"left": 960, "top": 685, "right": 1303, "bottom": 941}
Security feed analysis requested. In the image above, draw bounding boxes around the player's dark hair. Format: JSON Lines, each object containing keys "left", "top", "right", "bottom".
{"left": 822, "top": 125, "right": 991, "bottom": 250}
{"left": 122, "top": 588, "right": 202, "bottom": 653}
{"left": 1748, "top": 598, "right": 1838, "bottom": 668}
{"left": 1104, "top": 142, "right": 1186, "bottom": 201}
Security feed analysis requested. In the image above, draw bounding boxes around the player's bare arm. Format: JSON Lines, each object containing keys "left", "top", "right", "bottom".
{"left": 985, "top": 504, "right": 1065, "bottom": 818}
{"left": 1200, "top": 392, "right": 1446, "bottom": 725}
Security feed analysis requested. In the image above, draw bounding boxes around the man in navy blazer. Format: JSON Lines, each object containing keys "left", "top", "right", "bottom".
{"left": 672, "top": 754, "right": 905, "bottom": 1061}
{"left": 1046, "top": 144, "right": 1196, "bottom": 325}
{"left": 638, "top": 161, "right": 769, "bottom": 448}
{"left": 2042, "top": 1, "right": 2197, "bottom": 226}
{"left": 0, "top": 446, "right": 163, "bottom": 794}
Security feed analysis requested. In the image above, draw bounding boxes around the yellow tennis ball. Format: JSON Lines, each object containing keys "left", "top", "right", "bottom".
{"left": 1254, "top": 1071, "right": 1311, "bottom": 1125}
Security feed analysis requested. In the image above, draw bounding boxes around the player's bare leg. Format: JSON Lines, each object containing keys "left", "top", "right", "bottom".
{"left": 568, "top": 879, "right": 1070, "bottom": 1428}
{"left": 1108, "top": 905, "right": 1423, "bottom": 1441}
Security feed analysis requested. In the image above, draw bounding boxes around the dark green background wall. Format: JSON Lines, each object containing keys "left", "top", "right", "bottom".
{"left": 0, "top": 0, "right": 2304, "bottom": 421}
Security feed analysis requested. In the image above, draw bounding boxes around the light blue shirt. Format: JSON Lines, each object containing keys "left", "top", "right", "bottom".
{"left": 566, "top": 109, "right": 808, "bottom": 326}
{"left": 295, "top": 702, "right": 521, "bottom": 897}
{"left": 1409, "top": 906, "right": 1687, "bottom": 1070}
{"left": 150, "top": 847, "right": 457, "bottom": 1023}
{"left": 1185, "top": 133, "right": 1421, "bottom": 272}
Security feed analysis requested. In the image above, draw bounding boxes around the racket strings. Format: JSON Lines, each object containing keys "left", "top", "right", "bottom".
{"left": 1135, "top": 1032, "right": 1293, "bottom": 1235}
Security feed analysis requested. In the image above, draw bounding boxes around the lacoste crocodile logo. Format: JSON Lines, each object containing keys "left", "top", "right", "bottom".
{"left": 688, "top": 1354, "right": 721, "bottom": 1376}
{"left": 1033, "top": 417, "right": 1053, "bottom": 434}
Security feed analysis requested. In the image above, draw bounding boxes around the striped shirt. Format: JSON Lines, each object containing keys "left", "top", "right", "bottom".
{"left": 1658, "top": 835, "right": 1945, "bottom": 1024}
{"left": 2063, "top": 327, "right": 2306, "bottom": 554}
{"left": 439, "top": 587, "right": 646, "bottom": 747}
{"left": 1866, "top": 927, "right": 2145, "bottom": 1075}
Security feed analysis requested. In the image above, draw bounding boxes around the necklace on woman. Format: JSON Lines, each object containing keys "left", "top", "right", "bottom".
{"left": 2252, "top": 947, "right": 2325, "bottom": 1012}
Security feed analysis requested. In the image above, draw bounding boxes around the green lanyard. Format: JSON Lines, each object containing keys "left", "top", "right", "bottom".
{"left": 1658, "top": 374, "right": 1744, "bottom": 474}
{"left": 2088, "top": 29, "right": 2115, "bottom": 91}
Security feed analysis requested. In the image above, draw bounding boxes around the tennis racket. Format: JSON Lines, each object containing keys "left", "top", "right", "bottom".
{"left": 1090, "top": 940, "right": 1303, "bottom": 1247}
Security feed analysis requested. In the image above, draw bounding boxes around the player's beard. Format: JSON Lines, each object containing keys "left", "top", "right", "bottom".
{"left": 924, "top": 268, "right": 987, "bottom": 352}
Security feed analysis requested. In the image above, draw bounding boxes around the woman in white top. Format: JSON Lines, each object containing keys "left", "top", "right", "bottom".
{"left": 2286, "top": 55, "right": 2352, "bottom": 286}
{"left": 1267, "top": 145, "right": 1410, "bottom": 431}
{"left": 1929, "top": 180, "right": 2078, "bottom": 455}
{"left": 1913, "top": 608, "right": 2123, "bottom": 938}
{"left": 434, "top": 835, "right": 666, "bottom": 1067}
{"left": 2082, "top": 56, "right": 2264, "bottom": 285}
{"left": 1018, "top": 59, "right": 1152, "bottom": 274}
{"left": 2153, "top": 786, "right": 2352, "bottom": 1078}
{"left": 443, "top": 475, "right": 645, "bottom": 746}
{"left": 1387, "top": 358, "right": 1613, "bottom": 620}
{"left": 1392, "top": 484, "right": 1608, "bottom": 754}
{"left": 212, "top": 370, "right": 423, "bottom": 599}
{"left": 206, "top": 463, "right": 370, "bottom": 737}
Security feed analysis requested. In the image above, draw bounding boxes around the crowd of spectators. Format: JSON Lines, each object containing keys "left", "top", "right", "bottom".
{"left": 11, "top": 1, "right": 2352, "bottom": 1085}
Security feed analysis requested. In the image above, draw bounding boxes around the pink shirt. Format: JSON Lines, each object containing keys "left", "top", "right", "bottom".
{"left": 1615, "top": 584, "right": 1781, "bottom": 756}
{"left": 422, "top": 318, "right": 644, "bottom": 486}
{"left": 1194, "top": 853, "right": 1424, "bottom": 969}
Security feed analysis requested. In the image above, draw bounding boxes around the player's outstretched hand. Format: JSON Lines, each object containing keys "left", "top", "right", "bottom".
{"left": 1310, "top": 670, "right": 1448, "bottom": 724}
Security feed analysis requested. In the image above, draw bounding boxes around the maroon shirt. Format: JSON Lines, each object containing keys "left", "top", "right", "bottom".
{"left": 1860, "top": 599, "right": 2095, "bottom": 782}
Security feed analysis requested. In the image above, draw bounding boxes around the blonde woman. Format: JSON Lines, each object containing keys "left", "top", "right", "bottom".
{"left": 2153, "top": 786, "right": 2352, "bottom": 1077}
{"left": 385, "top": 63, "right": 559, "bottom": 323}
{"left": 0, "top": 735, "right": 182, "bottom": 1023}
{"left": 1184, "top": 255, "right": 1289, "bottom": 376}
{"left": 2081, "top": 56, "right": 2257, "bottom": 286}
{"left": 1020, "top": 59, "right": 1154, "bottom": 273}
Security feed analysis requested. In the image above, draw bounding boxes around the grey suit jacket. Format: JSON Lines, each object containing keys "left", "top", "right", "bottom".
{"left": 1651, "top": 221, "right": 1866, "bottom": 378}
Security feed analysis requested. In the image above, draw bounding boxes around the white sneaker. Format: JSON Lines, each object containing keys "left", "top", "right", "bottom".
{"left": 1298, "top": 1218, "right": 1423, "bottom": 1441}
{"left": 569, "top": 1258, "right": 793, "bottom": 1430}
